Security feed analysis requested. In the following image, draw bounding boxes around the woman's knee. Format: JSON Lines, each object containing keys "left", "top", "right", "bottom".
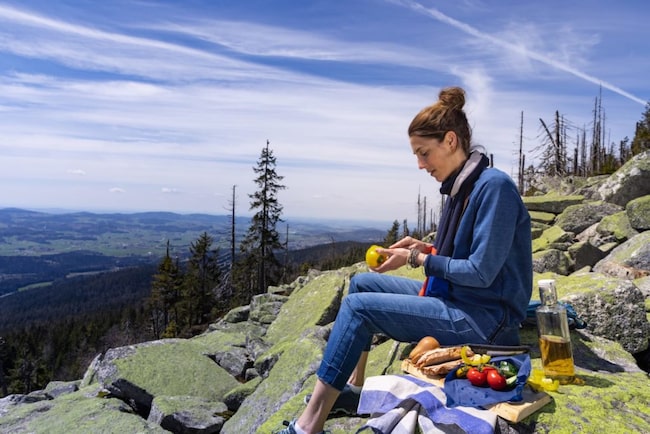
{"left": 348, "top": 272, "right": 381, "bottom": 295}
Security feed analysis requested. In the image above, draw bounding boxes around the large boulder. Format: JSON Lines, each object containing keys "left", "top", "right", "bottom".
{"left": 532, "top": 225, "right": 573, "bottom": 253}
{"left": 555, "top": 201, "right": 622, "bottom": 234}
{"left": 522, "top": 194, "right": 584, "bottom": 214}
{"left": 533, "top": 248, "right": 572, "bottom": 275}
{"left": 147, "top": 395, "right": 228, "bottom": 434}
{"left": 82, "top": 339, "right": 239, "bottom": 417}
{"left": 626, "top": 195, "right": 650, "bottom": 231}
{"left": 0, "top": 385, "right": 168, "bottom": 433}
{"left": 595, "top": 150, "right": 650, "bottom": 206}
{"left": 595, "top": 211, "right": 639, "bottom": 243}
{"left": 593, "top": 231, "right": 650, "bottom": 279}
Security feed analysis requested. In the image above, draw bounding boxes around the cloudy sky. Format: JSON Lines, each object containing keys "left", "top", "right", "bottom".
{"left": 0, "top": 0, "right": 648, "bottom": 226}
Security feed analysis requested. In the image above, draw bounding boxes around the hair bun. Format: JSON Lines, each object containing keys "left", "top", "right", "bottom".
{"left": 438, "top": 86, "right": 465, "bottom": 111}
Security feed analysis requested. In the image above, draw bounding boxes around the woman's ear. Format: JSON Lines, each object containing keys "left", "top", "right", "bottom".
{"left": 443, "top": 131, "right": 458, "bottom": 149}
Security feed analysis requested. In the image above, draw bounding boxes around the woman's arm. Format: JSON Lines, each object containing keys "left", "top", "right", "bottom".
{"left": 424, "top": 174, "right": 523, "bottom": 287}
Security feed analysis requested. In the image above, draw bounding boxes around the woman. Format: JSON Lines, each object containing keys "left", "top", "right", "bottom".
{"left": 276, "top": 86, "right": 532, "bottom": 434}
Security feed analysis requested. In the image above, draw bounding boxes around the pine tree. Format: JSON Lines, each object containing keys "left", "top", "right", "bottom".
{"left": 384, "top": 220, "right": 400, "bottom": 246}
{"left": 236, "top": 140, "right": 286, "bottom": 299}
{"left": 631, "top": 103, "right": 650, "bottom": 155}
{"left": 182, "top": 232, "right": 221, "bottom": 329}
{"left": 147, "top": 241, "right": 182, "bottom": 339}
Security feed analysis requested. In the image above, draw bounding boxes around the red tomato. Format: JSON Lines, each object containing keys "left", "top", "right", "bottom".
{"left": 466, "top": 367, "right": 486, "bottom": 386}
{"left": 486, "top": 369, "right": 507, "bottom": 390}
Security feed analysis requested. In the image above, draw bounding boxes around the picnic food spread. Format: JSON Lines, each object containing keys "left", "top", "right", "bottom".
{"left": 402, "top": 336, "right": 554, "bottom": 422}
{"left": 407, "top": 339, "right": 521, "bottom": 391}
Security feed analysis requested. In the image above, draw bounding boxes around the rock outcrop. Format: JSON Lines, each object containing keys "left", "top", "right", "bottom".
{"left": 2, "top": 151, "right": 650, "bottom": 433}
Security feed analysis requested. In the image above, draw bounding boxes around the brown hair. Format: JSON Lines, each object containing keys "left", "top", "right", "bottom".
{"left": 408, "top": 86, "right": 472, "bottom": 155}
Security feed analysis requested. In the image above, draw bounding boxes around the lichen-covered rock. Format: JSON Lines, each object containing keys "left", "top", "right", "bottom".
{"left": 43, "top": 380, "right": 79, "bottom": 399}
{"left": 529, "top": 210, "right": 556, "bottom": 225}
{"left": 0, "top": 393, "right": 49, "bottom": 418}
{"left": 596, "top": 210, "right": 638, "bottom": 243}
{"left": 211, "top": 346, "right": 251, "bottom": 378}
{"left": 636, "top": 275, "right": 650, "bottom": 299}
{"left": 249, "top": 293, "right": 289, "bottom": 324}
{"left": 626, "top": 194, "right": 650, "bottom": 231}
{"left": 596, "top": 150, "right": 650, "bottom": 206}
{"left": 533, "top": 249, "right": 572, "bottom": 275}
{"left": 88, "top": 339, "right": 239, "bottom": 416}
{"left": 0, "top": 386, "right": 168, "bottom": 433}
{"left": 147, "top": 395, "right": 228, "bottom": 434}
{"left": 572, "top": 174, "right": 611, "bottom": 200}
{"left": 221, "top": 330, "right": 327, "bottom": 434}
{"left": 532, "top": 226, "right": 573, "bottom": 253}
{"left": 221, "top": 305, "right": 249, "bottom": 323}
{"left": 264, "top": 268, "right": 350, "bottom": 345}
{"left": 555, "top": 201, "right": 622, "bottom": 234}
{"left": 594, "top": 231, "right": 650, "bottom": 279}
{"left": 222, "top": 376, "right": 263, "bottom": 411}
{"left": 522, "top": 193, "right": 584, "bottom": 214}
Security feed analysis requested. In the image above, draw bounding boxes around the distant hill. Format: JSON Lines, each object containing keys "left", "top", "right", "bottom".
{"left": 0, "top": 208, "right": 385, "bottom": 257}
{"left": 0, "top": 208, "right": 386, "bottom": 297}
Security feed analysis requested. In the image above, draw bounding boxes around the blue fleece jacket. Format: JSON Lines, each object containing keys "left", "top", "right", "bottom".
{"left": 423, "top": 167, "right": 532, "bottom": 339}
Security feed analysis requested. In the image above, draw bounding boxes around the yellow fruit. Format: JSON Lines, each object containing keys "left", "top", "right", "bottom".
{"left": 409, "top": 336, "right": 440, "bottom": 360}
{"left": 365, "top": 245, "right": 387, "bottom": 268}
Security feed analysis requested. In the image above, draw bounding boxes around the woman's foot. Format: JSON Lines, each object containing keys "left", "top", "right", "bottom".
{"left": 303, "top": 384, "right": 367, "bottom": 416}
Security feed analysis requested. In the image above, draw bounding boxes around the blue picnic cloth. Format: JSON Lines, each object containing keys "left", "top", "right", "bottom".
{"left": 356, "top": 374, "right": 497, "bottom": 434}
{"left": 443, "top": 354, "right": 531, "bottom": 408}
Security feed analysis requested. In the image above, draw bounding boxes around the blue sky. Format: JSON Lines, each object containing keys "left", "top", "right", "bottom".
{"left": 0, "top": 0, "right": 648, "bottom": 226}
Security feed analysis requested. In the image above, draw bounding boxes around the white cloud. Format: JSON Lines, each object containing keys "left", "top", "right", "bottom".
{"left": 393, "top": 0, "right": 646, "bottom": 106}
{"left": 109, "top": 187, "right": 125, "bottom": 194}
{"left": 0, "top": 1, "right": 646, "bottom": 222}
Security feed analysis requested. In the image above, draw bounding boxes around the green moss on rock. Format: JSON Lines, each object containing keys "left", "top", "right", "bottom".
{"left": 597, "top": 211, "right": 638, "bottom": 242}
{"left": 626, "top": 195, "right": 650, "bottom": 230}
{"left": 532, "top": 226, "right": 570, "bottom": 253}
{"left": 106, "top": 339, "right": 239, "bottom": 401}
{"left": 265, "top": 270, "right": 346, "bottom": 345}
{"left": 522, "top": 194, "right": 584, "bottom": 214}
{"left": 529, "top": 210, "right": 556, "bottom": 225}
{"left": 0, "top": 386, "right": 167, "bottom": 433}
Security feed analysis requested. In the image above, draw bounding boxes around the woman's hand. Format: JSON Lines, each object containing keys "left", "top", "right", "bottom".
{"left": 389, "top": 236, "right": 433, "bottom": 253}
{"left": 368, "top": 237, "right": 435, "bottom": 273}
{"left": 368, "top": 247, "right": 409, "bottom": 273}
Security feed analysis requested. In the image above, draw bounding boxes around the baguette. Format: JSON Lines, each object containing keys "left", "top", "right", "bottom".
{"left": 413, "top": 346, "right": 472, "bottom": 368}
{"left": 420, "top": 359, "right": 464, "bottom": 376}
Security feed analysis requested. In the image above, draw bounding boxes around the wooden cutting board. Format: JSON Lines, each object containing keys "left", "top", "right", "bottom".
{"left": 401, "top": 359, "right": 552, "bottom": 423}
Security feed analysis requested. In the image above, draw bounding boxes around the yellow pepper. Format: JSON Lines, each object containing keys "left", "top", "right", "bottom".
{"left": 460, "top": 345, "right": 491, "bottom": 366}
{"left": 527, "top": 369, "right": 559, "bottom": 392}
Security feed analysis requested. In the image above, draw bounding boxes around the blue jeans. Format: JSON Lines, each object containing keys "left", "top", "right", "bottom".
{"left": 316, "top": 272, "right": 514, "bottom": 391}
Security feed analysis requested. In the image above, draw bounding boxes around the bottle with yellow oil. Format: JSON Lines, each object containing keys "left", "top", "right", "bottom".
{"left": 535, "top": 279, "right": 575, "bottom": 384}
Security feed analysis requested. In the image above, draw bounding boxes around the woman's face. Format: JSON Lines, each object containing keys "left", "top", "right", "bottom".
{"left": 410, "top": 132, "right": 460, "bottom": 182}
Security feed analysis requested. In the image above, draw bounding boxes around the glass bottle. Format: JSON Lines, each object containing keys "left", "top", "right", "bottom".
{"left": 535, "top": 279, "right": 575, "bottom": 384}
